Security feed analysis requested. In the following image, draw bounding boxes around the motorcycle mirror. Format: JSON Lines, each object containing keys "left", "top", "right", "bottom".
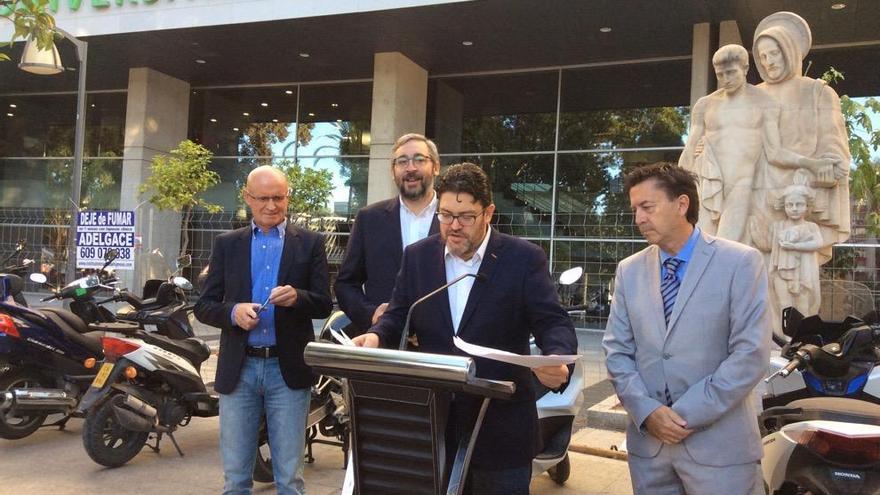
{"left": 104, "top": 249, "right": 119, "bottom": 263}
{"left": 29, "top": 273, "right": 47, "bottom": 284}
{"left": 172, "top": 276, "right": 193, "bottom": 291}
{"left": 83, "top": 274, "right": 100, "bottom": 288}
{"left": 176, "top": 254, "right": 192, "bottom": 270}
{"left": 558, "top": 267, "right": 583, "bottom": 286}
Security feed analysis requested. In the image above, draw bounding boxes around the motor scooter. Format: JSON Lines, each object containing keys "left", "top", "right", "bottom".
{"left": 761, "top": 308, "right": 880, "bottom": 494}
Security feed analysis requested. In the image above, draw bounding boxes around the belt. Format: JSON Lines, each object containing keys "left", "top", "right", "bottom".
{"left": 245, "top": 346, "right": 277, "bottom": 358}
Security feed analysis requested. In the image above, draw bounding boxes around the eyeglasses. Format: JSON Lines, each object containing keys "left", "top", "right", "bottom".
{"left": 245, "top": 189, "right": 291, "bottom": 204}
{"left": 437, "top": 210, "right": 485, "bottom": 226}
{"left": 393, "top": 154, "right": 432, "bottom": 168}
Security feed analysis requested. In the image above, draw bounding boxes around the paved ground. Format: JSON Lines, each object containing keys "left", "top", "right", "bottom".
{"left": 3, "top": 298, "right": 632, "bottom": 494}
{"left": 0, "top": 417, "right": 631, "bottom": 495}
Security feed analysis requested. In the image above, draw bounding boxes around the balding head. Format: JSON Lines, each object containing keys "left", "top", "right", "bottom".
{"left": 247, "top": 165, "right": 288, "bottom": 189}
{"left": 243, "top": 166, "right": 290, "bottom": 232}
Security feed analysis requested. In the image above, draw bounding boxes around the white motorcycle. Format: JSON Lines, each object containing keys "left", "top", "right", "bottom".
{"left": 761, "top": 308, "right": 880, "bottom": 494}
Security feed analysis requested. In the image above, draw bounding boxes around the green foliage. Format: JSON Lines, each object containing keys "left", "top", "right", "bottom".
{"left": 141, "top": 140, "right": 221, "bottom": 213}
{"left": 141, "top": 140, "right": 222, "bottom": 255}
{"left": 823, "top": 68, "right": 880, "bottom": 237}
{"left": 0, "top": 1, "right": 56, "bottom": 62}
{"left": 277, "top": 160, "right": 334, "bottom": 216}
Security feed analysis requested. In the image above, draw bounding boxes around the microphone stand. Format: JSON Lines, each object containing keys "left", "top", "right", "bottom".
{"left": 398, "top": 272, "right": 482, "bottom": 350}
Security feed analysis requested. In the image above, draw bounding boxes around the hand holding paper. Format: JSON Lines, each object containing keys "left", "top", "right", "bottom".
{"left": 453, "top": 336, "right": 581, "bottom": 368}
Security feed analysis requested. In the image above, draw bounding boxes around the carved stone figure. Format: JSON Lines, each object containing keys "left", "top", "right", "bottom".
{"left": 752, "top": 178, "right": 822, "bottom": 320}
{"left": 751, "top": 11, "right": 851, "bottom": 263}
{"left": 679, "top": 43, "right": 831, "bottom": 245}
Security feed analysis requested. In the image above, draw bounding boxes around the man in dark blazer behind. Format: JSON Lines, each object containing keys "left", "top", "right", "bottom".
{"left": 334, "top": 133, "right": 440, "bottom": 334}
{"left": 195, "top": 166, "right": 332, "bottom": 495}
{"left": 353, "top": 163, "right": 578, "bottom": 495}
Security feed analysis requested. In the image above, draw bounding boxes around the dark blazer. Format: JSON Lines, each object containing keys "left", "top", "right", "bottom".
{"left": 371, "top": 229, "right": 578, "bottom": 469}
{"left": 335, "top": 197, "right": 439, "bottom": 331}
{"left": 195, "top": 223, "right": 333, "bottom": 394}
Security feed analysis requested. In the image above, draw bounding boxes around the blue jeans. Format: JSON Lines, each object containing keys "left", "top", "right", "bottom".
{"left": 466, "top": 464, "right": 531, "bottom": 495}
{"left": 219, "top": 357, "right": 310, "bottom": 495}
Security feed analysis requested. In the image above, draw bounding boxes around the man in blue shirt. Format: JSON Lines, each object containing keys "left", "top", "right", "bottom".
{"left": 603, "top": 163, "right": 770, "bottom": 494}
{"left": 196, "top": 165, "right": 332, "bottom": 494}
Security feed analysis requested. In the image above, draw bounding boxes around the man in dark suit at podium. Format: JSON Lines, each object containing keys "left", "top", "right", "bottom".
{"left": 353, "top": 163, "right": 578, "bottom": 494}
{"left": 335, "top": 133, "right": 441, "bottom": 335}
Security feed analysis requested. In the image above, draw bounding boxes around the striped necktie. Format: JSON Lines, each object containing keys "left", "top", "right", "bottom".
{"left": 661, "top": 257, "right": 682, "bottom": 325}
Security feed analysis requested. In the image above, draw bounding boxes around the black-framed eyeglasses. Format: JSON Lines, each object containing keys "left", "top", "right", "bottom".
{"left": 245, "top": 189, "right": 291, "bottom": 204}
{"left": 437, "top": 210, "right": 485, "bottom": 226}
{"left": 392, "top": 154, "right": 432, "bottom": 168}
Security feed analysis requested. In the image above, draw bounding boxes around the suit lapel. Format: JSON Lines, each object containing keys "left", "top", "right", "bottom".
{"left": 666, "top": 233, "right": 716, "bottom": 337}
{"left": 386, "top": 198, "right": 404, "bottom": 263}
{"left": 456, "top": 229, "right": 502, "bottom": 337}
{"left": 277, "top": 223, "right": 300, "bottom": 284}
{"left": 236, "top": 227, "right": 253, "bottom": 299}
{"left": 643, "top": 246, "right": 667, "bottom": 340}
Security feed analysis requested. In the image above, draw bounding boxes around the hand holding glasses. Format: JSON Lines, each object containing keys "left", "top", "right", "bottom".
{"left": 256, "top": 293, "right": 272, "bottom": 315}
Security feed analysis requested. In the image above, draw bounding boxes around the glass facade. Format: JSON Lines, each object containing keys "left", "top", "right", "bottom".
{"left": 427, "top": 62, "right": 691, "bottom": 326}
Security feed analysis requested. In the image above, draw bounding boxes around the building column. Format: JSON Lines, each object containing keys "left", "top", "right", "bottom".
{"left": 719, "top": 20, "right": 742, "bottom": 47}
{"left": 366, "top": 52, "right": 428, "bottom": 204}
{"left": 689, "top": 22, "right": 712, "bottom": 107}
{"left": 120, "top": 67, "right": 190, "bottom": 291}
{"left": 432, "top": 80, "right": 464, "bottom": 155}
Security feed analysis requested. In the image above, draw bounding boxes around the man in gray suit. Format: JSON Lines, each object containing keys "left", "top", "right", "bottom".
{"left": 603, "top": 162, "right": 771, "bottom": 494}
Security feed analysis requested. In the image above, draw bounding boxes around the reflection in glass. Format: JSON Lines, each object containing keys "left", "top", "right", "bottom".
{"left": 427, "top": 72, "right": 559, "bottom": 154}
{"left": 554, "top": 150, "right": 682, "bottom": 239}
{"left": 441, "top": 154, "right": 554, "bottom": 239}
{"left": 0, "top": 158, "right": 122, "bottom": 209}
{"left": 0, "top": 92, "right": 126, "bottom": 158}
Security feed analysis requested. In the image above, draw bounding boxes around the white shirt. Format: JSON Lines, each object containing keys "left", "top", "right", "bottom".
{"left": 399, "top": 193, "right": 438, "bottom": 249}
{"left": 444, "top": 227, "right": 491, "bottom": 334}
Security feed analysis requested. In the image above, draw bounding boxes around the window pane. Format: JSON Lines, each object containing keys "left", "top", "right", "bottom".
{"left": 554, "top": 149, "right": 682, "bottom": 239}
{"left": 297, "top": 83, "right": 372, "bottom": 155}
{"left": 189, "top": 87, "right": 299, "bottom": 157}
{"left": 427, "top": 71, "right": 559, "bottom": 154}
{"left": 559, "top": 62, "right": 690, "bottom": 150}
{"left": 0, "top": 92, "right": 126, "bottom": 157}
{"left": 441, "top": 154, "right": 554, "bottom": 239}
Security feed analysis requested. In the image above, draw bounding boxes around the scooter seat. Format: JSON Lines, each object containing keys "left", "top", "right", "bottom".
{"left": 38, "top": 309, "right": 103, "bottom": 356}
{"left": 138, "top": 333, "right": 211, "bottom": 366}
{"left": 41, "top": 307, "right": 90, "bottom": 334}
{"left": 764, "top": 397, "right": 880, "bottom": 430}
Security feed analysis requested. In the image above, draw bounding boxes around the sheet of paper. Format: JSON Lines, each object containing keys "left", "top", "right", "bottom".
{"left": 453, "top": 336, "right": 581, "bottom": 368}
{"left": 328, "top": 327, "right": 355, "bottom": 346}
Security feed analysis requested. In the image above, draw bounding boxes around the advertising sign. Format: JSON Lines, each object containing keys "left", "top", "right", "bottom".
{"left": 76, "top": 210, "right": 136, "bottom": 269}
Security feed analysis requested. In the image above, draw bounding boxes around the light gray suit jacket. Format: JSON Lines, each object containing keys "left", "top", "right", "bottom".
{"left": 603, "top": 230, "right": 771, "bottom": 466}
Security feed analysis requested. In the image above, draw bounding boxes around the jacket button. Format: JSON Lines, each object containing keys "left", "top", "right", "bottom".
{"left": 662, "top": 353, "right": 672, "bottom": 360}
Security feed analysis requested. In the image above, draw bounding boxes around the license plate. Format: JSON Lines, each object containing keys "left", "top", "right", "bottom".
{"left": 91, "top": 362, "right": 114, "bottom": 388}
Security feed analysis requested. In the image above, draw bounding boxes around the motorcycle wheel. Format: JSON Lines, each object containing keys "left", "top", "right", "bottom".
{"left": 82, "top": 394, "right": 149, "bottom": 467}
{"left": 547, "top": 452, "right": 571, "bottom": 485}
{"left": 253, "top": 438, "right": 274, "bottom": 483}
{"left": 0, "top": 369, "right": 49, "bottom": 439}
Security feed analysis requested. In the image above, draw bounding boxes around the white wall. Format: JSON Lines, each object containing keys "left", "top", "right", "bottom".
{"left": 1, "top": 0, "right": 471, "bottom": 38}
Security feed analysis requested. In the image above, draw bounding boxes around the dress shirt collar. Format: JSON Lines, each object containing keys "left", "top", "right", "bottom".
{"left": 660, "top": 226, "right": 700, "bottom": 264}
{"left": 251, "top": 219, "right": 287, "bottom": 238}
{"left": 444, "top": 225, "right": 492, "bottom": 265}
{"left": 399, "top": 191, "right": 438, "bottom": 218}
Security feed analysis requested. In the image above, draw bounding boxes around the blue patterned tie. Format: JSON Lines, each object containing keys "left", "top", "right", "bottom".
{"left": 660, "top": 257, "right": 682, "bottom": 325}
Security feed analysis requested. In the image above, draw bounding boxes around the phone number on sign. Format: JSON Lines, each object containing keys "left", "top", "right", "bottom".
{"left": 79, "top": 247, "right": 130, "bottom": 259}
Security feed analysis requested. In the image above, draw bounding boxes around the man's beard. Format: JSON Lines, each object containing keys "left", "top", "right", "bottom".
{"left": 397, "top": 173, "right": 430, "bottom": 200}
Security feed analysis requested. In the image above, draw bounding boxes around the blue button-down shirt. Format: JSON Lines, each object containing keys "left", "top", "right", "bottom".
{"left": 659, "top": 226, "right": 700, "bottom": 281}
{"left": 229, "top": 220, "right": 286, "bottom": 346}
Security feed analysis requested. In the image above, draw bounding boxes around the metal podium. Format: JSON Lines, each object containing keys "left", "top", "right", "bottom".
{"left": 304, "top": 342, "right": 515, "bottom": 495}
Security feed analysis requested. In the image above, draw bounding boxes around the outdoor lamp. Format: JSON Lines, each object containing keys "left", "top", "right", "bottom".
{"left": 18, "top": 37, "right": 63, "bottom": 75}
